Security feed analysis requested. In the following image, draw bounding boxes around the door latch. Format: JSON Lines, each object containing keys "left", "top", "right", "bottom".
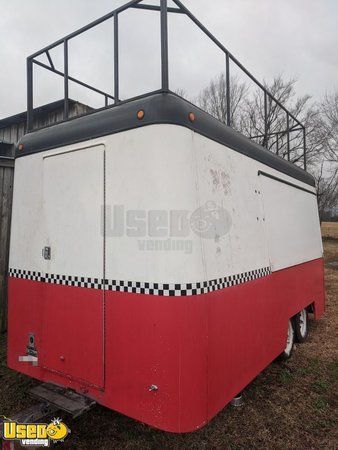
{"left": 42, "top": 246, "right": 51, "bottom": 260}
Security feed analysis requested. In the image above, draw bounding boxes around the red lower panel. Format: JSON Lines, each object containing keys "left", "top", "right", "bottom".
{"left": 7, "top": 280, "right": 104, "bottom": 390}
{"left": 7, "top": 258, "right": 325, "bottom": 433}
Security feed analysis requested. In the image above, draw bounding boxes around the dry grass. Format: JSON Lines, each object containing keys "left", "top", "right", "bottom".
{"left": 1, "top": 239, "right": 337, "bottom": 450}
{"left": 322, "top": 221, "right": 338, "bottom": 240}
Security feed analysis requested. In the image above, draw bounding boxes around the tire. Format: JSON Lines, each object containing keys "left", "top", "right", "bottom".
{"left": 293, "top": 308, "right": 309, "bottom": 343}
{"left": 279, "top": 320, "right": 295, "bottom": 360}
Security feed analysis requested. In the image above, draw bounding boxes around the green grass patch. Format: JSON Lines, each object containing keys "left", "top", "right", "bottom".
{"left": 314, "top": 397, "right": 329, "bottom": 411}
{"left": 311, "top": 379, "right": 330, "bottom": 393}
{"left": 279, "top": 370, "right": 293, "bottom": 384}
{"left": 297, "top": 366, "right": 312, "bottom": 376}
{"left": 328, "top": 361, "right": 338, "bottom": 381}
{"left": 229, "top": 442, "right": 245, "bottom": 450}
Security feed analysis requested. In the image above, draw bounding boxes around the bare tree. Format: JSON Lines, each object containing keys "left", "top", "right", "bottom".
{"left": 197, "top": 74, "right": 336, "bottom": 169}
{"left": 197, "top": 74, "right": 338, "bottom": 219}
{"left": 197, "top": 73, "right": 247, "bottom": 132}
{"left": 318, "top": 92, "right": 338, "bottom": 163}
{"left": 313, "top": 161, "right": 338, "bottom": 222}
{"left": 310, "top": 93, "right": 338, "bottom": 221}
{"left": 238, "top": 76, "right": 324, "bottom": 167}
{"left": 240, "top": 76, "right": 301, "bottom": 142}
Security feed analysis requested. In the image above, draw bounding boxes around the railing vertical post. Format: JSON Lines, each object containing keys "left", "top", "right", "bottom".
{"left": 286, "top": 113, "right": 290, "bottom": 161}
{"left": 64, "top": 39, "right": 69, "bottom": 120}
{"left": 264, "top": 91, "right": 268, "bottom": 148}
{"left": 114, "top": 12, "right": 119, "bottom": 103}
{"left": 276, "top": 133, "right": 279, "bottom": 156}
{"left": 27, "top": 58, "right": 33, "bottom": 132}
{"left": 303, "top": 127, "right": 307, "bottom": 170}
{"left": 160, "top": 0, "right": 169, "bottom": 91}
{"left": 226, "top": 52, "right": 231, "bottom": 127}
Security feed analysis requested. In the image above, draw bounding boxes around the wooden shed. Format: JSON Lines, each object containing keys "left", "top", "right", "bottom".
{"left": 0, "top": 154, "right": 14, "bottom": 332}
{"left": 0, "top": 99, "right": 92, "bottom": 332}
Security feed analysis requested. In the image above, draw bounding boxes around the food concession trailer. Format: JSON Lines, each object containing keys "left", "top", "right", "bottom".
{"left": 7, "top": 0, "right": 324, "bottom": 433}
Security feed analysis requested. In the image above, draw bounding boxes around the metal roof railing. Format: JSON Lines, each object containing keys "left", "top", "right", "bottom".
{"left": 26, "top": 0, "right": 307, "bottom": 170}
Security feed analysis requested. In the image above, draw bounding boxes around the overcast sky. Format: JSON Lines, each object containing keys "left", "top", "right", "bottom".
{"left": 0, "top": 0, "right": 337, "bottom": 119}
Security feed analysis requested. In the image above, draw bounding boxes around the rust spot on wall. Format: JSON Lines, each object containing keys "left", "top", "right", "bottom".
{"left": 210, "top": 169, "right": 230, "bottom": 195}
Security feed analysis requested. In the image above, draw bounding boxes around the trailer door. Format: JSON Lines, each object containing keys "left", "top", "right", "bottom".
{"left": 259, "top": 172, "right": 322, "bottom": 272}
{"left": 41, "top": 145, "right": 105, "bottom": 390}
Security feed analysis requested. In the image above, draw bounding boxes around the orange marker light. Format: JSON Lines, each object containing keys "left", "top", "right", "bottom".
{"left": 189, "top": 112, "right": 195, "bottom": 122}
{"left": 137, "top": 110, "right": 145, "bottom": 120}
{"left": 18, "top": 143, "right": 24, "bottom": 151}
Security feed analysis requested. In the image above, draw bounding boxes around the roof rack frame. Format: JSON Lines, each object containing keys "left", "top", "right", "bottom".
{"left": 26, "top": 0, "right": 307, "bottom": 170}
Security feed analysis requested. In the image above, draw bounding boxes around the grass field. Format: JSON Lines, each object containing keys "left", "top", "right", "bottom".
{"left": 322, "top": 221, "right": 338, "bottom": 240}
{"left": 1, "top": 225, "right": 337, "bottom": 449}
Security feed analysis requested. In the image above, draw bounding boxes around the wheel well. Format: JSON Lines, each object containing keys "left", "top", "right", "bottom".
{"left": 306, "top": 302, "right": 315, "bottom": 314}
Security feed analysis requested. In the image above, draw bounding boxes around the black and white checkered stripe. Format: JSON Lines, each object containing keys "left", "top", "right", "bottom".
{"left": 105, "top": 267, "right": 271, "bottom": 296}
{"left": 9, "top": 266, "right": 271, "bottom": 296}
{"left": 8, "top": 268, "right": 45, "bottom": 282}
{"left": 44, "top": 273, "right": 103, "bottom": 290}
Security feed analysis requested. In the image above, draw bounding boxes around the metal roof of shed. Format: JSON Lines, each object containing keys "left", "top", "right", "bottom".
{"left": 0, "top": 99, "right": 80, "bottom": 129}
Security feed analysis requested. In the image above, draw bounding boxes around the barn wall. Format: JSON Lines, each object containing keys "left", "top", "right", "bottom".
{"left": 0, "top": 101, "right": 95, "bottom": 332}
{"left": 0, "top": 102, "right": 92, "bottom": 146}
{"left": 0, "top": 158, "right": 14, "bottom": 332}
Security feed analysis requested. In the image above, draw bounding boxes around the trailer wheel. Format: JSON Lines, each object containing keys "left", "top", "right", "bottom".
{"left": 279, "top": 320, "right": 295, "bottom": 360}
{"left": 293, "top": 308, "right": 309, "bottom": 343}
